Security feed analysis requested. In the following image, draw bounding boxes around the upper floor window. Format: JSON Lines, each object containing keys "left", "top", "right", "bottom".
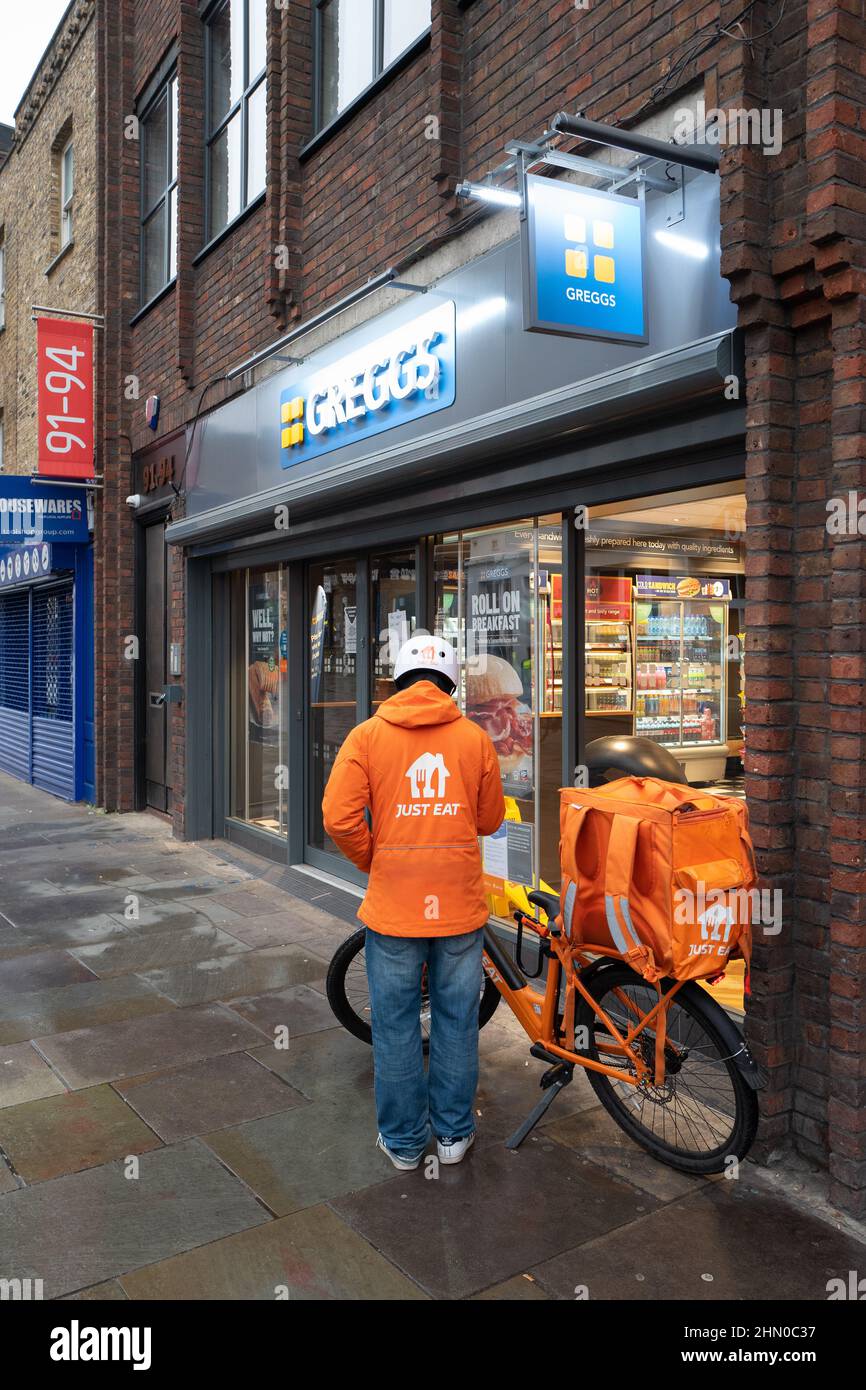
{"left": 0, "top": 232, "right": 5, "bottom": 332}
{"left": 60, "top": 140, "right": 74, "bottom": 247}
{"left": 316, "top": 0, "right": 431, "bottom": 130}
{"left": 206, "top": 0, "right": 267, "bottom": 240}
{"left": 141, "top": 72, "right": 178, "bottom": 304}
{"left": 0, "top": 411, "right": 4, "bottom": 472}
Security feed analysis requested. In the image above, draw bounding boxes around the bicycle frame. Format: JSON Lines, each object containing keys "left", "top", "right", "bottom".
{"left": 481, "top": 917, "right": 686, "bottom": 1089}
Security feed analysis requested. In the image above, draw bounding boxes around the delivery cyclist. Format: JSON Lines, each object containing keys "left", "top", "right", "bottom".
{"left": 322, "top": 635, "right": 505, "bottom": 1170}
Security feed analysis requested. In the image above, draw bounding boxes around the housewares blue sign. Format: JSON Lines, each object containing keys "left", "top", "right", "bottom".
{"left": 279, "top": 301, "right": 456, "bottom": 469}
{"left": 523, "top": 175, "right": 647, "bottom": 343}
{"left": 0, "top": 477, "right": 89, "bottom": 547}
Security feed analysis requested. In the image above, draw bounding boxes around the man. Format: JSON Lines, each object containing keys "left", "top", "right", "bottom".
{"left": 322, "top": 635, "right": 505, "bottom": 1170}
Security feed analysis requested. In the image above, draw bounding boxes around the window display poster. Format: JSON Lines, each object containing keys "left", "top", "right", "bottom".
{"left": 343, "top": 601, "right": 357, "bottom": 654}
{"left": 586, "top": 575, "right": 632, "bottom": 621}
{"left": 464, "top": 542, "right": 534, "bottom": 799}
{"left": 310, "top": 585, "right": 327, "bottom": 702}
{"left": 250, "top": 588, "right": 278, "bottom": 664}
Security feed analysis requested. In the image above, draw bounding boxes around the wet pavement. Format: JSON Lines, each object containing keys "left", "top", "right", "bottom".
{"left": 1, "top": 772, "right": 864, "bottom": 1301}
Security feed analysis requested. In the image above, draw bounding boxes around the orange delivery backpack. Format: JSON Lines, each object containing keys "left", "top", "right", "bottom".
{"left": 557, "top": 777, "right": 757, "bottom": 984}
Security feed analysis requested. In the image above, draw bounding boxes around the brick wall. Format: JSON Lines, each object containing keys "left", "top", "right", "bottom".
{"left": 0, "top": 0, "right": 98, "bottom": 476}
{"left": 92, "top": 0, "right": 866, "bottom": 1210}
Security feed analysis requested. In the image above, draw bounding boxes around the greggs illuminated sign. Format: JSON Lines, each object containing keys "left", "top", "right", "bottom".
{"left": 280, "top": 301, "right": 456, "bottom": 468}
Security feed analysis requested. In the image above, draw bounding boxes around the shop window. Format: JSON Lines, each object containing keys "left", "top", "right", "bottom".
{"left": 229, "top": 566, "right": 288, "bottom": 835}
{"left": 308, "top": 559, "right": 358, "bottom": 856}
{"left": 316, "top": 0, "right": 431, "bottom": 130}
{"left": 434, "top": 516, "right": 564, "bottom": 919}
{"left": 371, "top": 549, "right": 417, "bottom": 707}
{"left": 140, "top": 72, "right": 178, "bottom": 304}
{"left": 585, "top": 486, "right": 746, "bottom": 795}
{"left": 205, "top": 0, "right": 267, "bottom": 239}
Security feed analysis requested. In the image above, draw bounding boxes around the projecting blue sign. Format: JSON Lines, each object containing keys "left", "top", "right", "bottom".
{"left": 0, "top": 477, "right": 89, "bottom": 547}
{"left": 0, "top": 543, "right": 53, "bottom": 587}
{"left": 523, "top": 175, "right": 647, "bottom": 343}
{"left": 279, "top": 301, "right": 456, "bottom": 469}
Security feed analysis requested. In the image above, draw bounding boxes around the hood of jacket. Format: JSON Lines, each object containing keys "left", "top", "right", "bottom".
{"left": 374, "top": 680, "right": 462, "bottom": 729}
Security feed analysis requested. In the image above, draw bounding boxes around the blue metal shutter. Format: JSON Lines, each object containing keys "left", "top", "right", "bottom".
{"left": 31, "top": 583, "right": 75, "bottom": 799}
{"left": 0, "top": 591, "right": 31, "bottom": 782}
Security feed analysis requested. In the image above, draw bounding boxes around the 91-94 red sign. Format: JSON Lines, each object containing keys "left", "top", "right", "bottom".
{"left": 37, "top": 317, "right": 95, "bottom": 479}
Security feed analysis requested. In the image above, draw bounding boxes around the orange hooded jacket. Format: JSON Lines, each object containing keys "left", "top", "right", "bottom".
{"left": 321, "top": 680, "right": 506, "bottom": 937}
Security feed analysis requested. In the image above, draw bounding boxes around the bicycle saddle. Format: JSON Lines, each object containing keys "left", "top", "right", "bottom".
{"left": 582, "top": 735, "right": 684, "bottom": 787}
{"left": 527, "top": 889, "right": 560, "bottom": 923}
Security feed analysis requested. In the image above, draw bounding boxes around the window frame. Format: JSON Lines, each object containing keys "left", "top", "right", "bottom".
{"left": 0, "top": 234, "right": 5, "bottom": 333}
{"left": 139, "top": 69, "right": 179, "bottom": 308}
{"left": 60, "top": 139, "right": 74, "bottom": 248}
{"left": 204, "top": 0, "right": 268, "bottom": 243}
{"left": 313, "top": 0, "right": 432, "bottom": 134}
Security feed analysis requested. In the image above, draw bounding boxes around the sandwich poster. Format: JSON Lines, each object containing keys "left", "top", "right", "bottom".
{"left": 463, "top": 540, "right": 534, "bottom": 799}
{"left": 636, "top": 574, "right": 731, "bottom": 601}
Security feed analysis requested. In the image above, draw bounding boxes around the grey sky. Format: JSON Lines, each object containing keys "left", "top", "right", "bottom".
{"left": 0, "top": 0, "right": 72, "bottom": 125}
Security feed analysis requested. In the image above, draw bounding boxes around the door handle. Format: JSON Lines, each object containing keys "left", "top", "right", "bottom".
{"left": 149, "top": 692, "right": 167, "bottom": 708}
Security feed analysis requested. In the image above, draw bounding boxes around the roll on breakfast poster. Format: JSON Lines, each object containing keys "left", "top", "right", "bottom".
{"left": 464, "top": 529, "right": 534, "bottom": 799}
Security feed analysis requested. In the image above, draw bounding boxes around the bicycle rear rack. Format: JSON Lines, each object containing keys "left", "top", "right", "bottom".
{"left": 505, "top": 1045, "right": 574, "bottom": 1150}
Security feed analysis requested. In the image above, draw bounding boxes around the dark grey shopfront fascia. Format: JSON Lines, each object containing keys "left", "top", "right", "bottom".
{"left": 168, "top": 170, "right": 745, "bottom": 883}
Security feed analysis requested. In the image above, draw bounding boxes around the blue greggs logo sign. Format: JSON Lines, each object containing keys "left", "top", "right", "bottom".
{"left": 523, "top": 175, "right": 647, "bottom": 343}
{"left": 280, "top": 301, "right": 456, "bottom": 467}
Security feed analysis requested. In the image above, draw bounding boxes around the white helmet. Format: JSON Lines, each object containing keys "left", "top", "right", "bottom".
{"left": 393, "top": 635, "right": 458, "bottom": 690}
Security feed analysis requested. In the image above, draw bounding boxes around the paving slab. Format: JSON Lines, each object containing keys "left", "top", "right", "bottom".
{"left": 0, "top": 975, "right": 173, "bottom": 1046}
{"left": 8, "top": 914, "right": 131, "bottom": 954}
{"left": 202, "top": 1087, "right": 392, "bottom": 1215}
{"left": 471, "top": 1038, "right": 601, "bottom": 1141}
{"left": 225, "top": 983, "right": 334, "bottom": 1041}
{"left": 119, "top": 1204, "right": 427, "bottom": 1300}
{"left": 540, "top": 1104, "right": 712, "bottom": 1202}
{"left": 0, "top": 1043, "right": 67, "bottom": 1109}
{"left": 0, "top": 1085, "right": 162, "bottom": 1183}
{"left": 69, "top": 923, "right": 250, "bottom": 978}
{"left": 471, "top": 1274, "right": 551, "bottom": 1300}
{"left": 34, "top": 1004, "right": 266, "bottom": 1089}
{"left": 210, "top": 913, "right": 331, "bottom": 950}
{"left": 207, "top": 888, "right": 302, "bottom": 918}
{"left": 528, "top": 1181, "right": 866, "bottom": 1301}
{"left": 331, "top": 1138, "right": 658, "bottom": 1300}
{"left": 0, "top": 1139, "right": 271, "bottom": 1299}
{"left": 0, "top": 1158, "right": 19, "bottom": 1193}
{"left": 136, "top": 944, "right": 328, "bottom": 1006}
{"left": 114, "top": 1052, "right": 307, "bottom": 1142}
{"left": 0, "top": 948, "right": 96, "bottom": 997}
{"left": 62, "top": 1280, "right": 129, "bottom": 1301}
{"left": 248, "top": 1026, "right": 375, "bottom": 1102}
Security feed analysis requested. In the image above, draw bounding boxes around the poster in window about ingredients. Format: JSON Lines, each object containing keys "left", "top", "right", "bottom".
{"left": 464, "top": 530, "right": 535, "bottom": 799}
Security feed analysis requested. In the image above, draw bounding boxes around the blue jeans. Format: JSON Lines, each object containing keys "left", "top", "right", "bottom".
{"left": 365, "top": 927, "right": 483, "bottom": 1157}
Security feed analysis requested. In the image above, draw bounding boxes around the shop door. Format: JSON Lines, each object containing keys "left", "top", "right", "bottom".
{"left": 31, "top": 583, "right": 75, "bottom": 799}
{"left": 144, "top": 521, "right": 171, "bottom": 812}
{"left": 306, "top": 548, "right": 417, "bottom": 876}
{"left": 0, "top": 590, "right": 31, "bottom": 782}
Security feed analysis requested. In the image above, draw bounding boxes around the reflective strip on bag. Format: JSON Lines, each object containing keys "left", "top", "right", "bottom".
{"left": 563, "top": 880, "right": 577, "bottom": 937}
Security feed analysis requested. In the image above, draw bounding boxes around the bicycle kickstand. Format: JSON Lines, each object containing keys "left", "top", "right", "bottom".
{"left": 505, "top": 1057, "right": 575, "bottom": 1151}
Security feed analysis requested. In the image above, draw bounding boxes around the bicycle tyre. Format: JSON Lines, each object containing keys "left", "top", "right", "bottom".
{"left": 574, "top": 962, "right": 758, "bottom": 1175}
{"left": 325, "top": 927, "right": 501, "bottom": 1051}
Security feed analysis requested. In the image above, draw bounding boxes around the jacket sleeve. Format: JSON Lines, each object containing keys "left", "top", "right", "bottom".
{"left": 476, "top": 731, "right": 506, "bottom": 837}
{"left": 322, "top": 728, "right": 373, "bottom": 873}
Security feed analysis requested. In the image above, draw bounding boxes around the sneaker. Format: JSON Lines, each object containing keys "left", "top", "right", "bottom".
{"left": 436, "top": 1132, "right": 475, "bottom": 1165}
{"left": 376, "top": 1134, "right": 424, "bottom": 1171}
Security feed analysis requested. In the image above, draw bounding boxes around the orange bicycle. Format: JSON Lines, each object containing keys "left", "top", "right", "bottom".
{"left": 326, "top": 739, "right": 761, "bottom": 1175}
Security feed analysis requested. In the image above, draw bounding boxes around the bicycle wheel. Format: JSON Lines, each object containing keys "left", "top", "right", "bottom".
{"left": 325, "top": 927, "right": 501, "bottom": 1052}
{"left": 574, "top": 962, "right": 758, "bottom": 1174}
